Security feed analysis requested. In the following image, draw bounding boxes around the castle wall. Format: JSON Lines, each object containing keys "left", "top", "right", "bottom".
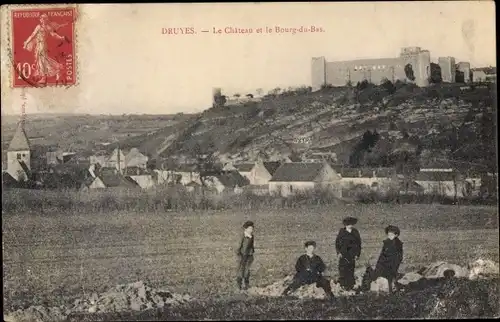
{"left": 457, "top": 62, "right": 471, "bottom": 83}
{"left": 311, "top": 57, "right": 326, "bottom": 90}
{"left": 325, "top": 58, "right": 403, "bottom": 86}
{"left": 312, "top": 47, "right": 464, "bottom": 89}
{"left": 439, "top": 57, "right": 456, "bottom": 83}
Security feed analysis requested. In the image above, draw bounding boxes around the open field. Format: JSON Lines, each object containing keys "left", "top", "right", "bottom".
{"left": 3, "top": 203, "right": 499, "bottom": 317}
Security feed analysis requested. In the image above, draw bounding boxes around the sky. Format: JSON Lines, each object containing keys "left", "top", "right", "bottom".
{"left": 0, "top": 2, "right": 496, "bottom": 115}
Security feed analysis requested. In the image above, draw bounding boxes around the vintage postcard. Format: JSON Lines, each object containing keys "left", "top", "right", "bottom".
{"left": 1, "top": 2, "right": 498, "bottom": 321}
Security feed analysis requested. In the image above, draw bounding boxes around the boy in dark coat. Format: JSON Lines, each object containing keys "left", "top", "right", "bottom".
{"left": 335, "top": 217, "right": 362, "bottom": 291}
{"left": 236, "top": 221, "right": 255, "bottom": 290}
{"left": 374, "top": 225, "right": 404, "bottom": 293}
{"left": 282, "top": 241, "right": 335, "bottom": 300}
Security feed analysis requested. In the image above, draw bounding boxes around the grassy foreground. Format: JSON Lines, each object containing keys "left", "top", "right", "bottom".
{"left": 3, "top": 203, "right": 499, "bottom": 317}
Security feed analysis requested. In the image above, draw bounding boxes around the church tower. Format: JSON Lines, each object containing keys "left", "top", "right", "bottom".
{"left": 7, "top": 118, "right": 31, "bottom": 181}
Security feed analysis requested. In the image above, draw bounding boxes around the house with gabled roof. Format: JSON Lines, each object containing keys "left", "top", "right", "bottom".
{"left": 224, "top": 160, "right": 282, "bottom": 185}
{"left": 204, "top": 170, "right": 250, "bottom": 194}
{"left": 232, "top": 163, "right": 254, "bottom": 181}
{"left": 336, "top": 167, "right": 397, "bottom": 189}
{"left": 5, "top": 120, "right": 31, "bottom": 182}
{"left": 125, "top": 148, "right": 149, "bottom": 169}
{"left": 86, "top": 171, "right": 140, "bottom": 190}
{"left": 268, "top": 162, "right": 342, "bottom": 197}
{"left": 414, "top": 171, "right": 466, "bottom": 198}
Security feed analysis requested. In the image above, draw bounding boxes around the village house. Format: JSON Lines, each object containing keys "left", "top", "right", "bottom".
{"left": 472, "top": 67, "right": 496, "bottom": 83}
{"left": 125, "top": 148, "right": 149, "bottom": 169}
{"left": 224, "top": 160, "right": 282, "bottom": 185}
{"left": 89, "top": 151, "right": 108, "bottom": 167}
{"left": 283, "top": 154, "right": 302, "bottom": 163}
{"left": 204, "top": 170, "right": 249, "bottom": 194}
{"left": 185, "top": 181, "right": 202, "bottom": 192}
{"left": 414, "top": 171, "right": 467, "bottom": 198}
{"left": 125, "top": 167, "right": 155, "bottom": 189}
{"left": 82, "top": 170, "right": 139, "bottom": 190}
{"left": 170, "top": 164, "right": 201, "bottom": 185}
{"left": 46, "top": 150, "right": 77, "bottom": 165}
{"left": 268, "top": 162, "right": 342, "bottom": 197}
{"left": 301, "top": 152, "right": 337, "bottom": 163}
{"left": 337, "top": 167, "right": 397, "bottom": 190}
{"left": 104, "top": 148, "right": 126, "bottom": 172}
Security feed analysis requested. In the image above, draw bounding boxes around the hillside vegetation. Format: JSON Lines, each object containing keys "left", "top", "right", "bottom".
{"left": 155, "top": 82, "right": 497, "bottom": 171}
{"left": 2, "top": 82, "right": 496, "bottom": 171}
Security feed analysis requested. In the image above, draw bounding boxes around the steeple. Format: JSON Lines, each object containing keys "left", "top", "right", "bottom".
{"left": 6, "top": 117, "right": 31, "bottom": 181}
{"left": 8, "top": 120, "right": 30, "bottom": 152}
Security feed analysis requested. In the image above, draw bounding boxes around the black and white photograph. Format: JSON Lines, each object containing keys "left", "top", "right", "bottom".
{"left": 1, "top": 2, "right": 498, "bottom": 320}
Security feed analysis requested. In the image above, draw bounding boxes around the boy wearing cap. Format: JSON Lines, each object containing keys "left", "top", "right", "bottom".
{"left": 282, "top": 241, "right": 335, "bottom": 300}
{"left": 335, "top": 217, "right": 362, "bottom": 291}
{"left": 236, "top": 221, "right": 255, "bottom": 290}
{"left": 374, "top": 225, "right": 404, "bottom": 293}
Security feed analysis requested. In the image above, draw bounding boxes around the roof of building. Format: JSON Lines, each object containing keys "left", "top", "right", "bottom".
{"left": 100, "top": 173, "right": 139, "bottom": 188}
{"left": 212, "top": 171, "right": 249, "bottom": 188}
{"left": 186, "top": 181, "right": 201, "bottom": 187}
{"left": 170, "top": 164, "right": 198, "bottom": 172}
{"left": 286, "top": 154, "right": 302, "bottom": 162}
{"left": 18, "top": 161, "right": 31, "bottom": 178}
{"left": 2, "top": 171, "right": 19, "bottom": 188}
{"left": 124, "top": 166, "right": 150, "bottom": 176}
{"left": 8, "top": 122, "right": 31, "bottom": 151}
{"left": 270, "top": 162, "right": 326, "bottom": 182}
{"left": 472, "top": 67, "right": 496, "bottom": 75}
{"left": 233, "top": 163, "right": 254, "bottom": 172}
{"left": 262, "top": 161, "right": 281, "bottom": 175}
{"left": 125, "top": 148, "right": 148, "bottom": 164}
{"left": 399, "top": 180, "right": 424, "bottom": 192}
{"left": 415, "top": 171, "right": 458, "bottom": 181}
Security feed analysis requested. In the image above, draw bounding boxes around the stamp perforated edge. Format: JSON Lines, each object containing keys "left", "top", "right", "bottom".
{"left": 4, "top": 3, "right": 80, "bottom": 89}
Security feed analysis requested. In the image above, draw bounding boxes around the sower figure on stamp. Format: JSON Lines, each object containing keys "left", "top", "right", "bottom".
{"left": 374, "top": 225, "right": 404, "bottom": 293}
{"left": 23, "top": 14, "right": 70, "bottom": 84}
{"left": 335, "top": 217, "right": 362, "bottom": 291}
{"left": 282, "top": 241, "right": 335, "bottom": 300}
{"left": 236, "top": 221, "right": 255, "bottom": 290}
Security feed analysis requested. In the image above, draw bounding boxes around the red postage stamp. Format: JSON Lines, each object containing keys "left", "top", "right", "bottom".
{"left": 11, "top": 7, "right": 77, "bottom": 87}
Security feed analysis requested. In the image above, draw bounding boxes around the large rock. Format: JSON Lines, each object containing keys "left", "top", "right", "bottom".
{"left": 4, "top": 281, "right": 192, "bottom": 321}
{"left": 468, "top": 259, "right": 499, "bottom": 280}
{"left": 420, "top": 261, "right": 469, "bottom": 279}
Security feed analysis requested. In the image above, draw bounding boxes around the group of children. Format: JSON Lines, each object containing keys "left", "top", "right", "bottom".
{"left": 236, "top": 217, "right": 404, "bottom": 299}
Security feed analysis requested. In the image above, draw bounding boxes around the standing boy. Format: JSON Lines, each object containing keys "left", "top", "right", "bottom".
{"left": 374, "top": 225, "right": 404, "bottom": 293}
{"left": 282, "top": 241, "right": 335, "bottom": 300}
{"left": 236, "top": 220, "right": 255, "bottom": 290}
{"left": 335, "top": 217, "right": 362, "bottom": 291}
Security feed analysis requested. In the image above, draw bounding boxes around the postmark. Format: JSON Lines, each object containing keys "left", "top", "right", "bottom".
{"left": 10, "top": 6, "right": 77, "bottom": 88}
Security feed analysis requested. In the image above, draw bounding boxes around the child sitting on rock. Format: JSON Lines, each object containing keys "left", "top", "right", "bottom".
{"left": 373, "top": 225, "right": 404, "bottom": 293}
{"left": 282, "top": 241, "right": 335, "bottom": 300}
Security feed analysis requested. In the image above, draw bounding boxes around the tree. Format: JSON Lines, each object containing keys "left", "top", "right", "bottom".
{"left": 186, "top": 141, "right": 222, "bottom": 197}
{"left": 234, "top": 93, "right": 241, "bottom": 98}
{"left": 381, "top": 79, "right": 396, "bottom": 94}
{"left": 269, "top": 87, "right": 281, "bottom": 96}
{"left": 246, "top": 93, "right": 254, "bottom": 98}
